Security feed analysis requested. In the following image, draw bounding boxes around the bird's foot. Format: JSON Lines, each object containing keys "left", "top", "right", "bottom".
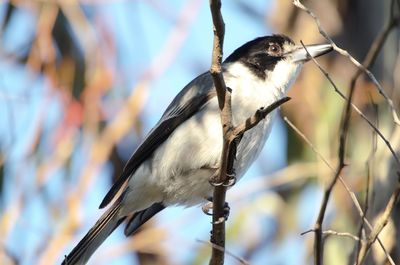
{"left": 202, "top": 198, "right": 230, "bottom": 222}
{"left": 223, "top": 172, "right": 236, "bottom": 187}
{"left": 202, "top": 200, "right": 213, "bottom": 216}
{"left": 209, "top": 170, "right": 237, "bottom": 187}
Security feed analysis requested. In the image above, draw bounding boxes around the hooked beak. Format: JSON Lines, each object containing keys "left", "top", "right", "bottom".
{"left": 291, "top": 43, "right": 333, "bottom": 63}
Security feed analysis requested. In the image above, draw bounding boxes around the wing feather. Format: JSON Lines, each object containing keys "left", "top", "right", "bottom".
{"left": 99, "top": 72, "right": 216, "bottom": 208}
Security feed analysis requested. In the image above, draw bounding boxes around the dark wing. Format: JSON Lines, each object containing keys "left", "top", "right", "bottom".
{"left": 99, "top": 72, "right": 216, "bottom": 208}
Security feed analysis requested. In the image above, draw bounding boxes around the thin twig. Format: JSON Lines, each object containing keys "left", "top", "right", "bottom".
{"left": 210, "top": 0, "right": 227, "bottom": 108}
{"left": 297, "top": 44, "right": 400, "bottom": 264}
{"left": 357, "top": 183, "right": 400, "bottom": 264}
{"left": 351, "top": 0, "right": 399, "bottom": 83}
{"left": 232, "top": 97, "right": 291, "bottom": 140}
{"left": 294, "top": 11, "right": 400, "bottom": 263}
{"left": 284, "top": 117, "right": 396, "bottom": 265}
{"left": 197, "top": 240, "right": 250, "bottom": 265}
{"left": 339, "top": 8, "right": 400, "bottom": 259}
{"left": 293, "top": 0, "right": 400, "bottom": 126}
{"left": 300, "top": 42, "right": 400, "bottom": 167}
{"left": 302, "top": 229, "right": 361, "bottom": 241}
{"left": 283, "top": 117, "right": 334, "bottom": 172}
{"left": 300, "top": 41, "right": 400, "bottom": 263}
{"left": 300, "top": 41, "right": 347, "bottom": 265}
{"left": 322, "top": 230, "right": 361, "bottom": 242}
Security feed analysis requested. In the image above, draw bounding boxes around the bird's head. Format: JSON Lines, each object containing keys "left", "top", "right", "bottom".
{"left": 224, "top": 34, "right": 332, "bottom": 82}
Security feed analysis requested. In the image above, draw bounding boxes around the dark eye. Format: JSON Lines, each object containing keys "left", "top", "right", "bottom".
{"left": 268, "top": 43, "right": 281, "bottom": 55}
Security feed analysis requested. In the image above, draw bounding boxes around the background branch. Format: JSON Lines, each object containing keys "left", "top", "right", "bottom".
{"left": 293, "top": 1, "right": 400, "bottom": 264}
{"left": 293, "top": 0, "right": 400, "bottom": 126}
{"left": 284, "top": 116, "right": 396, "bottom": 264}
{"left": 357, "top": 183, "right": 400, "bottom": 264}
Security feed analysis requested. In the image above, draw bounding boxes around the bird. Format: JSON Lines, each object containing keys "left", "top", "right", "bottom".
{"left": 62, "top": 34, "right": 332, "bottom": 265}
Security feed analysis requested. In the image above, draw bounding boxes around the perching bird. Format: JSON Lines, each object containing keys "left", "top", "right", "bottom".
{"left": 62, "top": 34, "right": 332, "bottom": 264}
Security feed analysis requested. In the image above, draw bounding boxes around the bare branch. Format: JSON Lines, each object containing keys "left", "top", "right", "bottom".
{"left": 197, "top": 240, "right": 250, "bottom": 265}
{"left": 293, "top": 0, "right": 400, "bottom": 126}
{"left": 323, "top": 230, "right": 361, "bottom": 242}
{"left": 210, "top": 0, "right": 227, "bottom": 109}
{"left": 300, "top": 42, "right": 400, "bottom": 167}
{"left": 350, "top": 5, "right": 400, "bottom": 260}
{"left": 288, "top": 5, "right": 399, "bottom": 260}
{"left": 299, "top": 46, "right": 400, "bottom": 265}
{"left": 351, "top": 0, "right": 399, "bottom": 79}
{"left": 232, "top": 97, "right": 291, "bottom": 140}
{"left": 301, "top": 36, "right": 400, "bottom": 264}
{"left": 283, "top": 117, "right": 334, "bottom": 172}
{"left": 356, "top": 182, "right": 400, "bottom": 264}
{"left": 303, "top": 229, "right": 361, "bottom": 242}
{"left": 284, "top": 117, "right": 396, "bottom": 265}
{"left": 208, "top": 0, "right": 231, "bottom": 264}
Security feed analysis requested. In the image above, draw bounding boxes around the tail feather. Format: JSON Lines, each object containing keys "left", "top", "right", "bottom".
{"left": 62, "top": 203, "right": 125, "bottom": 265}
{"left": 124, "top": 203, "right": 165, "bottom": 236}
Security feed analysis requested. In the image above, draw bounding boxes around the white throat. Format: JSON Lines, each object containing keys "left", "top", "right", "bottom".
{"left": 268, "top": 59, "right": 302, "bottom": 97}
{"left": 223, "top": 61, "right": 301, "bottom": 122}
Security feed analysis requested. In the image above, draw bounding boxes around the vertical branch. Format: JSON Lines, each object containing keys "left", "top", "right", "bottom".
{"left": 209, "top": 0, "right": 227, "bottom": 108}
{"left": 209, "top": 1, "right": 231, "bottom": 264}
{"left": 208, "top": 5, "right": 289, "bottom": 264}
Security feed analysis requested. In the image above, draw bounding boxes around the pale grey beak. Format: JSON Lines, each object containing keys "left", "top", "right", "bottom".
{"left": 291, "top": 44, "right": 333, "bottom": 63}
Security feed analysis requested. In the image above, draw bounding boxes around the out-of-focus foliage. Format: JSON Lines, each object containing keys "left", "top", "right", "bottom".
{"left": 0, "top": 0, "right": 399, "bottom": 265}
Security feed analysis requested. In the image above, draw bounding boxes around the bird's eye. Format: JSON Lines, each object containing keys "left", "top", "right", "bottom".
{"left": 268, "top": 44, "right": 281, "bottom": 55}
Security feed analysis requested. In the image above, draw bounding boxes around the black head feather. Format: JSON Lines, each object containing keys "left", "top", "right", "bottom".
{"left": 224, "top": 34, "right": 295, "bottom": 79}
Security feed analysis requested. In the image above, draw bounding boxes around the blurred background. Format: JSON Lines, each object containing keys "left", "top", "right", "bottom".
{"left": 0, "top": 0, "right": 399, "bottom": 264}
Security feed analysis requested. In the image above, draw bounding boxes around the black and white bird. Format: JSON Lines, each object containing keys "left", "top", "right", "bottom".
{"left": 62, "top": 34, "right": 332, "bottom": 264}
